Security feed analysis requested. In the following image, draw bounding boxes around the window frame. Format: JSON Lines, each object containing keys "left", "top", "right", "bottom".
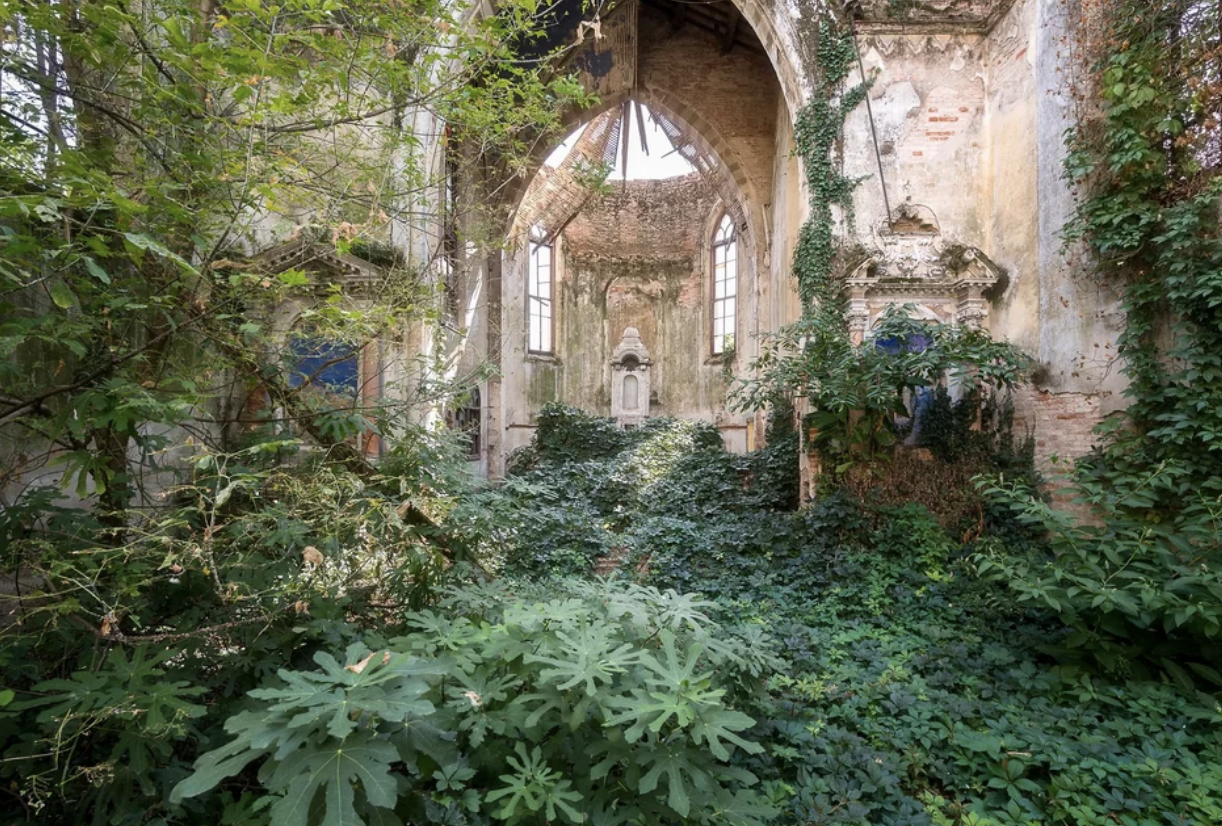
{"left": 527, "top": 233, "right": 555, "bottom": 355}
{"left": 284, "top": 325, "right": 384, "bottom": 459}
{"left": 710, "top": 214, "right": 738, "bottom": 357}
{"left": 452, "top": 386, "right": 482, "bottom": 459}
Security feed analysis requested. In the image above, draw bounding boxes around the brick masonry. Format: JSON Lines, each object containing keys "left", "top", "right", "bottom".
{"left": 563, "top": 174, "right": 715, "bottom": 261}
{"left": 1012, "top": 385, "right": 1103, "bottom": 472}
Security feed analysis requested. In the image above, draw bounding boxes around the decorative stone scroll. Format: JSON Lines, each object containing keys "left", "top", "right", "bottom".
{"left": 846, "top": 205, "right": 1001, "bottom": 342}
{"left": 610, "top": 326, "right": 652, "bottom": 428}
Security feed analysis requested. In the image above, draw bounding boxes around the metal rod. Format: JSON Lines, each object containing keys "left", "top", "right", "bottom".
{"left": 848, "top": 11, "right": 893, "bottom": 227}
{"left": 621, "top": 100, "right": 632, "bottom": 186}
{"left": 634, "top": 98, "right": 650, "bottom": 155}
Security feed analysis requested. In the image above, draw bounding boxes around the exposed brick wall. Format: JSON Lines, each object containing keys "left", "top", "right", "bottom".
{"left": 563, "top": 174, "right": 716, "bottom": 260}
{"left": 503, "top": 1, "right": 781, "bottom": 245}
{"left": 1012, "top": 386, "right": 1103, "bottom": 471}
{"left": 515, "top": 111, "right": 618, "bottom": 239}
{"left": 636, "top": 5, "right": 779, "bottom": 221}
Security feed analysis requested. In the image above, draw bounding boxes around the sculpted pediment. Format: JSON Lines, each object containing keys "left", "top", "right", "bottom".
{"left": 846, "top": 206, "right": 1001, "bottom": 339}
{"left": 252, "top": 237, "right": 388, "bottom": 293}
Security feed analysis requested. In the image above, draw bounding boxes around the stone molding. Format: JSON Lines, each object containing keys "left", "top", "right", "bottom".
{"left": 846, "top": 209, "right": 1001, "bottom": 340}
{"left": 252, "top": 238, "right": 387, "bottom": 294}
{"left": 610, "top": 326, "right": 652, "bottom": 427}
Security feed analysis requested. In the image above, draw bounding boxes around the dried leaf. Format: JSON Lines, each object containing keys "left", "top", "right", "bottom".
{"left": 345, "top": 651, "right": 380, "bottom": 674}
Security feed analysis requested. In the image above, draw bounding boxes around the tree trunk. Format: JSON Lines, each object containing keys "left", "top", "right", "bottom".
{"left": 90, "top": 425, "right": 132, "bottom": 538}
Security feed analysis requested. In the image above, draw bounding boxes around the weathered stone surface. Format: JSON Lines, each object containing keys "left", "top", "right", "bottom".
{"left": 450, "top": 0, "right": 1119, "bottom": 474}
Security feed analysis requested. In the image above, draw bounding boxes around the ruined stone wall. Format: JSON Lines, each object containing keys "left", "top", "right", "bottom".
{"left": 562, "top": 176, "right": 712, "bottom": 258}
{"left": 836, "top": 0, "right": 1122, "bottom": 469}
{"left": 983, "top": 0, "right": 1040, "bottom": 354}
{"left": 1012, "top": 387, "right": 1104, "bottom": 473}
{"left": 559, "top": 175, "right": 726, "bottom": 421}
{"left": 845, "top": 31, "right": 990, "bottom": 250}
{"left": 980, "top": 0, "right": 1120, "bottom": 465}
{"left": 484, "top": 0, "right": 1122, "bottom": 474}
{"left": 495, "top": 3, "right": 787, "bottom": 461}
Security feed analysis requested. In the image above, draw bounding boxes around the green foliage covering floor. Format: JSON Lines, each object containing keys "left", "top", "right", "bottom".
{"left": 4, "top": 406, "right": 1221, "bottom": 826}
{"left": 486, "top": 408, "right": 1222, "bottom": 826}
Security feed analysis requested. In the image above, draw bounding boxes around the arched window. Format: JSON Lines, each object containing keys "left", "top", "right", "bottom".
{"left": 453, "top": 387, "right": 481, "bottom": 458}
{"left": 528, "top": 231, "right": 554, "bottom": 354}
{"left": 711, "top": 214, "right": 737, "bottom": 355}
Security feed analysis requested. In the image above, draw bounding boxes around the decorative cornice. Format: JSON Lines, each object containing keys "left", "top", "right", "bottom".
{"left": 853, "top": 0, "right": 1019, "bottom": 35}
{"left": 252, "top": 239, "right": 387, "bottom": 288}
{"left": 846, "top": 215, "right": 1001, "bottom": 331}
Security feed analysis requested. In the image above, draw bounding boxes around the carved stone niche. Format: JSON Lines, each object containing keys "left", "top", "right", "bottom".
{"left": 846, "top": 205, "right": 1001, "bottom": 343}
{"left": 610, "top": 327, "right": 652, "bottom": 429}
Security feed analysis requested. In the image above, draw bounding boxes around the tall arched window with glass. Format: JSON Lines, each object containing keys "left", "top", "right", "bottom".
{"left": 528, "top": 232, "right": 554, "bottom": 354}
{"left": 711, "top": 214, "right": 737, "bottom": 355}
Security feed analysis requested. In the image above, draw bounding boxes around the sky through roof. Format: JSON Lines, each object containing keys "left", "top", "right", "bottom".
{"left": 544, "top": 103, "right": 697, "bottom": 180}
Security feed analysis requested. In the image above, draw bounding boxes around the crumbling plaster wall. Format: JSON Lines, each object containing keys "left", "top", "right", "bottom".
{"left": 982, "top": 0, "right": 1039, "bottom": 354}
{"left": 766, "top": 98, "right": 805, "bottom": 333}
{"left": 494, "top": 4, "right": 789, "bottom": 461}
{"left": 841, "top": 0, "right": 1123, "bottom": 467}
{"left": 474, "top": 0, "right": 1122, "bottom": 474}
{"left": 844, "top": 32, "right": 990, "bottom": 255}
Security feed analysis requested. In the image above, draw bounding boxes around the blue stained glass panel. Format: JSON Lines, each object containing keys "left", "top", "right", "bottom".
{"left": 873, "top": 333, "right": 931, "bottom": 355}
{"left": 288, "top": 336, "right": 358, "bottom": 396}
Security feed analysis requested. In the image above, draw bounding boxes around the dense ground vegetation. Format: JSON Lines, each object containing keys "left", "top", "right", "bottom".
{"left": 4, "top": 2, "right": 1222, "bottom": 825}
{"left": 8, "top": 399, "right": 1222, "bottom": 826}
{"left": 488, "top": 409, "right": 1222, "bottom": 826}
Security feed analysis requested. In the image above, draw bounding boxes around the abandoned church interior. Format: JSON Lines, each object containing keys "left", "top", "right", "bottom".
{"left": 422, "top": 0, "right": 1121, "bottom": 480}
{"left": 8, "top": 0, "right": 1222, "bottom": 820}
{"left": 1, "top": 0, "right": 1126, "bottom": 500}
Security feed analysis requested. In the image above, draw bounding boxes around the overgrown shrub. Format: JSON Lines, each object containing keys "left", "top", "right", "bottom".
{"left": 460, "top": 406, "right": 801, "bottom": 579}
{"left": 510, "top": 403, "right": 634, "bottom": 467}
{"left": 976, "top": 470, "right": 1222, "bottom": 680}
{"left": 765, "top": 611, "right": 1222, "bottom": 826}
{"left": 173, "top": 579, "right": 779, "bottom": 826}
{"left": 737, "top": 306, "right": 1031, "bottom": 480}
{"left": 0, "top": 431, "right": 475, "bottom": 825}
{"left": 446, "top": 476, "right": 619, "bottom": 578}
{"left": 419, "top": 399, "right": 1222, "bottom": 826}
{"left": 839, "top": 389, "right": 1035, "bottom": 534}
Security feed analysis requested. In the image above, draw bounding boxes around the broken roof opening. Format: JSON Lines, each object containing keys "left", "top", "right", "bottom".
{"left": 514, "top": 93, "right": 749, "bottom": 242}
{"left": 544, "top": 101, "right": 697, "bottom": 181}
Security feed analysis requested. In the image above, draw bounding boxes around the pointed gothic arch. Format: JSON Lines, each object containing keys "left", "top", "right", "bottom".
{"left": 509, "top": 87, "right": 766, "bottom": 254}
